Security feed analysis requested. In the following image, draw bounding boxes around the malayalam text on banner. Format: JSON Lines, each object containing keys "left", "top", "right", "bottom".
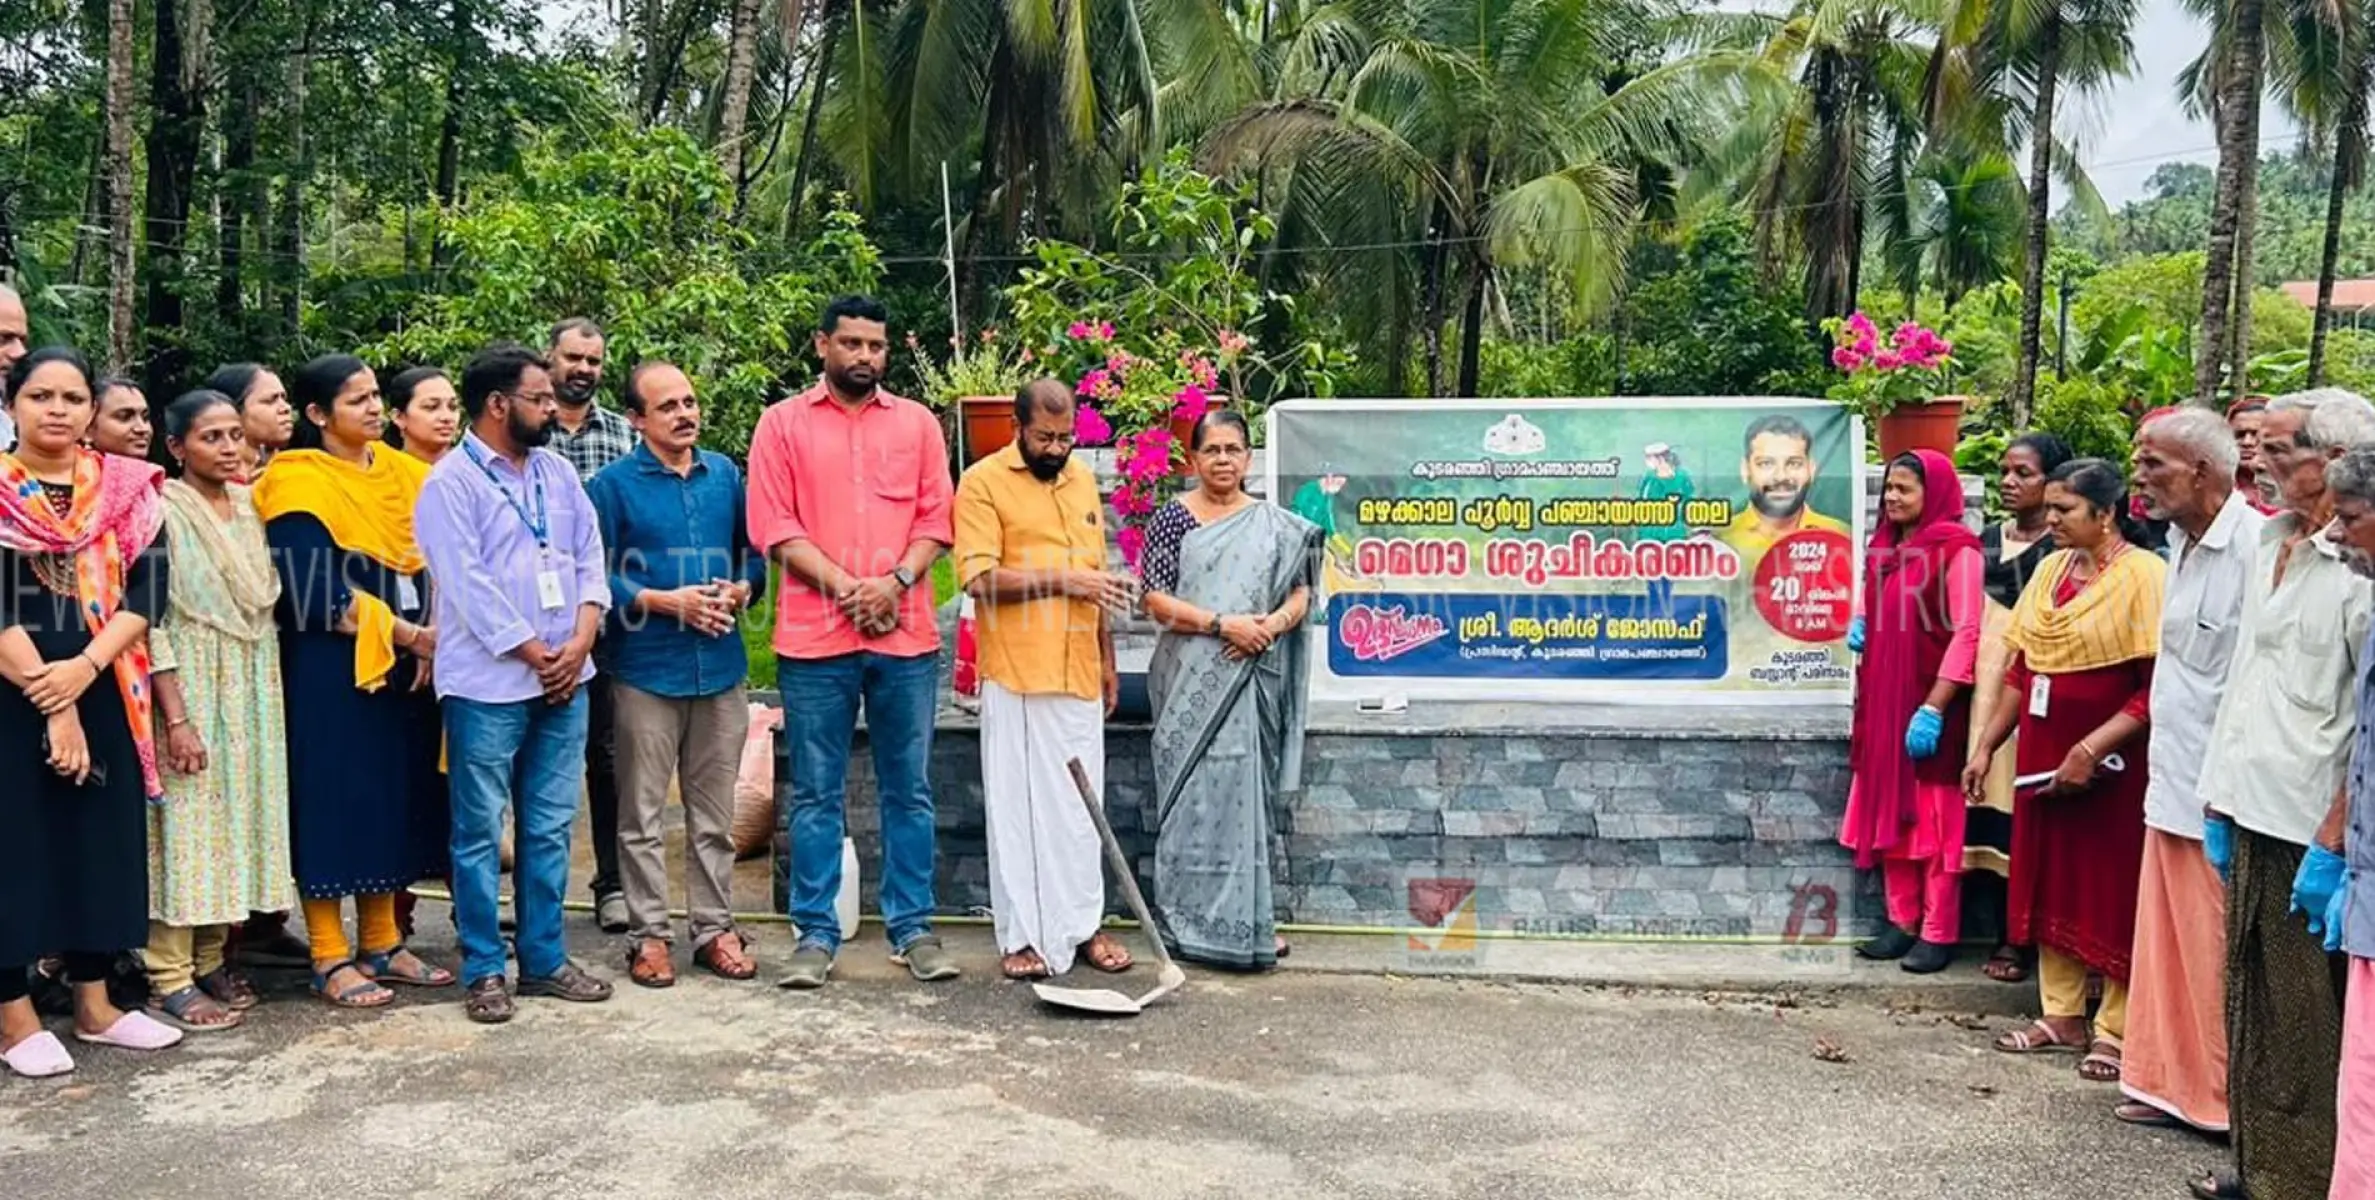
{"left": 1268, "top": 398, "right": 1864, "bottom": 705}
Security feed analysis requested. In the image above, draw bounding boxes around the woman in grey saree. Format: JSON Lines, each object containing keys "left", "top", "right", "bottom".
{"left": 1136, "top": 411, "right": 1320, "bottom": 970}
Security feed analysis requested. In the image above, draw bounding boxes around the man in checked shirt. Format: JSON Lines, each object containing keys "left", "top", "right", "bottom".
{"left": 546, "top": 318, "right": 637, "bottom": 935}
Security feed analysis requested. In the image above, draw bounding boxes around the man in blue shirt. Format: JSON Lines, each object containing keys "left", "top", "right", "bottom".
{"left": 587, "top": 361, "right": 769, "bottom": 988}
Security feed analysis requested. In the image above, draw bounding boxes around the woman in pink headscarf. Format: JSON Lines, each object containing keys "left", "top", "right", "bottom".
{"left": 1842, "top": 448, "right": 1984, "bottom": 974}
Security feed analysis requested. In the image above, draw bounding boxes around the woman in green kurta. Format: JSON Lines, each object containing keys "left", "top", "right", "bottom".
{"left": 144, "top": 390, "right": 294, "bottom": 1030}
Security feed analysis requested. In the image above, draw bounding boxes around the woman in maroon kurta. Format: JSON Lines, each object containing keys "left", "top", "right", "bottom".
{"left": 1967, "top": 458, "right": 2165, "bottom": 1084}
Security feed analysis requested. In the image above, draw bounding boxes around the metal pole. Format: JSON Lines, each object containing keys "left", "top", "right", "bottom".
{"left": 941, "top": 159, "right": 966, "bottom": 464}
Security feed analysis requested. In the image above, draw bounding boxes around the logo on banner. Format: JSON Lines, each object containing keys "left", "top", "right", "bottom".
{"left": 1339, "top": 603, "right": 1450, "bottom": 663}
{"left": 1406, "top": 877, "right": 1481, "bottom": 970}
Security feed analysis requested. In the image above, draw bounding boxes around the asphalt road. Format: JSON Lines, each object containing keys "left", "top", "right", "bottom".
{"left": 2, "top": 909, "right": 2213, "bottom": 1200}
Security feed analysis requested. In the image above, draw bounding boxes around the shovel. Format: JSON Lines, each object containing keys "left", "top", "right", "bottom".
{"left": 1031, "top": 758, "right": 1188, "bottom": 1016}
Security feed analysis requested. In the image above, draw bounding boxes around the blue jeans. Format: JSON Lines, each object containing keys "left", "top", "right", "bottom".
{"left": 446, "top": 692, "right": 588, "bottom": 985}
{"left": 777, "top": 651, "right": 939, "bottom": 953}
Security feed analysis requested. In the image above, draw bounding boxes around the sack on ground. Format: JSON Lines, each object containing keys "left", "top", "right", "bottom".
{"left": 732, "top": 703, "right": 783, "bottom": 860}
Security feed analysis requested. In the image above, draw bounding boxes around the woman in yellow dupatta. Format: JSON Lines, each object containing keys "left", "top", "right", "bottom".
{"left": 1967, "top": 458, "right": 2165, "bottom": 1084}
{"left": 254, "top": 354, "right": 454, "bottom": 1009}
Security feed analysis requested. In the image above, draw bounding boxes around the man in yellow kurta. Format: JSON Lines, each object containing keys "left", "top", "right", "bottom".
{"left": 953, "top": 379, "right": 1132, "bottom": 981}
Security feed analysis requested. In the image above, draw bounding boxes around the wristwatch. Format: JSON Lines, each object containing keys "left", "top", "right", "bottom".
{"left": 1206, "top": 613, "right": 1223, "bottom": 636}
{"left": 892, "top": 565, "right": 917, "bottom": 591}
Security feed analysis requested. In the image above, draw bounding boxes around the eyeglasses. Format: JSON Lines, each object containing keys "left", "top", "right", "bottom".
{"left": 505, "top": 390, "right": 561, "bottom": 409}
{"left": 1197, "top": 444, "right": 1250, "bottom": 459}
{"left": 1025, "top": 430, "right": 1078, "bottom": 450}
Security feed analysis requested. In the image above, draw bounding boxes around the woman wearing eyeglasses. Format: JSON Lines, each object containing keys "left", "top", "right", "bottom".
{"left": 0, "top": 346, "right": 182, "bottom": 1077}
{"left": 1136, "top": 409, "right": 1320, "bottom": 970}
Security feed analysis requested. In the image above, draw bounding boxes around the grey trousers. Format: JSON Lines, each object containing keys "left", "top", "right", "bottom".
{"left": 612, "top": 683, "right": 751, "bottom": 948}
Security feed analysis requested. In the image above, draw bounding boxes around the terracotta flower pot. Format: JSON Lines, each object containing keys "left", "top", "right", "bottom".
{"left": 959, "top": 395, "right": 1015, "bottom": 464}
{"left": 1876, "top": 395, "right": 1967, "bottom": 461}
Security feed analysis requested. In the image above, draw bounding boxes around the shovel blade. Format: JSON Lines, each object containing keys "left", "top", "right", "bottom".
{"left": 1031, "top": 982, "right": 1145, "bottom": 1015}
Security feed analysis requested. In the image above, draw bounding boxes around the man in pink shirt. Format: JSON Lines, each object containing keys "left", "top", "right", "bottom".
{"left": 746, "top": 295, "right": 959, "bottom": 988}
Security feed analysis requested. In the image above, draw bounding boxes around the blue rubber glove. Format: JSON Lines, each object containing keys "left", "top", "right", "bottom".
{"left": 1904, "top": 705, "right": 1944, "bottom": 760}
{"left": 2294, "top": 844, "right": 2347, "bottom": 931}
{"left": 2203, "top": 815, "right": 2234, "bottom": 886}
{"left": 2323, "top": 882, "right": 2350, "bottom": 954}
{"left": 1846, "top": 616, "right": 1866, "bottom": 654}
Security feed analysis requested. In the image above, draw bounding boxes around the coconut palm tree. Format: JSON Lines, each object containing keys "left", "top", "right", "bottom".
{"left": 814, "top": 0, "right": 1256, "bottom": 315}
{"left": 1932, "top": 0, "right": 2137, "bottom": 426}
{"left": 1715, "top": 0, "right": 1942, "bottom": 324}
{"left": 1881, "top": 145, "right": 2025, "bottom": 307}
{"left": 1201, "top": 0, "right": 1755, "bottom": 396}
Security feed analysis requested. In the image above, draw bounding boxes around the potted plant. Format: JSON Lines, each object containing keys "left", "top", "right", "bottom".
{"left": 909, "top": 328, "right": 1033, "bottom": 463}
{"left": 1823, "top": 312, "right": 1962, "bottom": 459}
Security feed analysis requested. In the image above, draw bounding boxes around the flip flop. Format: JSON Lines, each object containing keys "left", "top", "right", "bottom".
{"left": 310, "top": 960, "right": 395, "bottom": 1009}
{"left": 0, "top": 1031, "right": 75, "bottom": 1078}
{"left": 74, "top": 1009, "right": 184, "bottom": 1051}
{"left": 358, "top": 946, "right": 455, "bottom": 988}
{"left": 2188, "top": 1168, "right": 2245, "bottom": 1200}
{"left": 2079, "top": 1036, "right": 2124, "bottom": 1083}
{"left": 2113, "top": 1101, "right": 2179, "bottom": 1128}
{"left": 1992, "top": 1020, "right": 2086, "bottom": 1055}
{"left": 1083, "top": 934, "right": 1133, "bottom": 974}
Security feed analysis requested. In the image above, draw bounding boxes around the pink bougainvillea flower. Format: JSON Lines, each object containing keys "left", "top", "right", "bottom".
{"left": 1172, "top": 383, "right": 1213, "bottom": 423}
{"left": 1075, "top": 368, "right": 1110, "bottom": 398}
{"left": 1832, "top": 346, "right": 1866, "bottom": 372}
{"left": 1217, "top": 329, "right": 1249, "bottom": 357}
{"left": 1068, "top": 321, "right": 1091, "bottom": 339}
{"left": 1095, "top": 321, "right": 1115, "bottom": 341}
{"left": 1111, "top": 483, "right": 1152, "bottom": 517}
{"left": 1117, "top": 524, "right": 1147, "bottom": 568}
{"left": 1074, "top": 404, "right": 1113, "bottom": 446}
{"left": 1121, "top": 429, "right": 1175, "bottom": 483}
{"left": 1872, "top": 350, "right": 1903, "bottom": 371}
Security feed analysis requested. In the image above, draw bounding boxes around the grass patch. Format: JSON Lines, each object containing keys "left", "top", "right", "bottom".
{"left": 740, "top": 558, "right": 959, "bottom": 691}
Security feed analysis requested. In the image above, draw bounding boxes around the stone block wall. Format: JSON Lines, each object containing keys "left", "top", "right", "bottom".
{"left": 772, "top": 706, "right": 1901, "bottom": 940}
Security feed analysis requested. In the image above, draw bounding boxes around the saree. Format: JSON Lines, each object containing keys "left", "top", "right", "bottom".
{"left": 1147, "top": 502, "right": 1321, "bottom": 969}
{"left": 0, "top": 448, "right": 168, "bottom": 795}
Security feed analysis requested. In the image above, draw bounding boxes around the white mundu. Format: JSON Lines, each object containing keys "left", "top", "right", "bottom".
{"left": 979, "top": 681, "right": 1106, "bottom": 975}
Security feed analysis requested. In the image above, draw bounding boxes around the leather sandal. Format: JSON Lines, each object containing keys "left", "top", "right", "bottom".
{"left": 310, "top": 960, "right": 394, "bottom": 1009}
{"left": 694, "top": 932, "right": 757, "bottom": 981}
{"left": 629, "top": 939, "right": 676, "bottom": 988}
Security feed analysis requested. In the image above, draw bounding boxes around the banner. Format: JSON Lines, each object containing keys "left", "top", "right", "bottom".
{"left": 1267, "top": 398, "right": 1864, "bottom": 705}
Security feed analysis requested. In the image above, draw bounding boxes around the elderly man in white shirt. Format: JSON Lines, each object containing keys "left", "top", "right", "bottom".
{"left": 2191, "top": 388, "right": 2375, "bottom": 1200}
{"left": 2114, "top": 407, "right": 2262, "bottom": 1137}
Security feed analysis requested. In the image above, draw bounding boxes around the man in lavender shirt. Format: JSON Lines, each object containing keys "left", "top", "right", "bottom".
{"left": 416, "top": 344, "right": 615, "bottom": 1025}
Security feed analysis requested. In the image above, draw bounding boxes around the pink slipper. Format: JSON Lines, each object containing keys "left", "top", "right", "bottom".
{"left": 75, "top": 1010, "right": 184, "bottom": 1051}
{"left": 2, "top": 1031, "right": 76, "bottom": 1078}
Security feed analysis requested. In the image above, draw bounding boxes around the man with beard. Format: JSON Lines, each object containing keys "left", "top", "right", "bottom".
{"left": 2325, "top": 446, "right": 2375, "bottom": 1199}
{"left": 1720, "top": 414, "right": 1848, "bottom": 561}
{"left": 587, "top": 362, "right": 768, "bottom": 988}
{"left": 546, "top": 318, "right": 635, "bottom": 934}
{"left": 2117, "top": 407, "right": 2260, "bottom": 1137}
{"left": 2192, "top": 388, "right": 2375, "bottom": 1200}
{"left": 0, "top": 284, "right": 28, "bottom": 450}
{"left": 953, "top": 378, "right": 1133, "bottom": 980}
{"left": 416, "top": 344, "right": 615, "bottom": 1024}
{"left": 746, "top": 295, "right": 960, "bottom": 988}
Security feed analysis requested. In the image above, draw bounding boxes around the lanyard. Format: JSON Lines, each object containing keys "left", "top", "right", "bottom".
{"left": 461, "top": 439, "right": 549, "bottom": 549}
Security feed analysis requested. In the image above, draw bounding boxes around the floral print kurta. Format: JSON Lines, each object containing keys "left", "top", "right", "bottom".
{"left": 147, "top": 482, "right": 295, "bottom": 925}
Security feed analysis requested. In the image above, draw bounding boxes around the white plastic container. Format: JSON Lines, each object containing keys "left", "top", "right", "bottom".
{"left": 837, "top": 836, "right": 861, "bottom": 941}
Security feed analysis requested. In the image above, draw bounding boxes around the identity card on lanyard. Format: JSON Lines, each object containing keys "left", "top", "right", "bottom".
{"left": 464, "top": 441, "right": 566, "bottom": 610}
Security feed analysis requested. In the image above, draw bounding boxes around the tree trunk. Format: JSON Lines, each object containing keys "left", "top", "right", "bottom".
{"left": 1418, "top": 204, "right": 1450, "bottom": 397}
{"left": 955, "top": 44, "right": 1012, "bottom": 327}
{"left": 105, "top": 0, "right": 137, "bottom": 373}
{"left": 2226, "top": 155, "right": 2259, "bottom": 395}
{"left": 145, "top": 0, "right": 207, "bottom": 396}
{"left": 1455, "top": 254, "right": 1487, "bottom": 397}
{"left": 431, "top": 0, "right": 470, "bottom": 271}
{"left": 784, "top": 7, "right": 840, "bottom": 239}
{"left": 2197, "top": 0, "right": 2265, "bottom": 405}
{"left": 717, "top": 0, "right": 768, "bottom": 209}
{"left": 640, "top": 0, "right": 670, "bottom": 120}
{"left": 2311, "top": 91, "right": 2363, "bottom": 385}
{"left": 277, "top": 15, "right": 312, "bottom": 334}
{"left": 2009, "top": 15, "right": 2060, "bottom": 429}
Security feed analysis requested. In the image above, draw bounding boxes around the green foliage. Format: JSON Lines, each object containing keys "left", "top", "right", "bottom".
{"left": 368, "top": 127, "right": 884, "bottom": 455}
{"left": 1615, "top": 217, "right": 1830, "bottom": 397}
{"left": 2029, "top": 377, "right": 2137, "bottom": 466}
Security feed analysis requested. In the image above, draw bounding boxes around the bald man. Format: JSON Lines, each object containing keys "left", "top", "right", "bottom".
{"left": 0, "top": 284, "right": 28, "bottom": 450}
